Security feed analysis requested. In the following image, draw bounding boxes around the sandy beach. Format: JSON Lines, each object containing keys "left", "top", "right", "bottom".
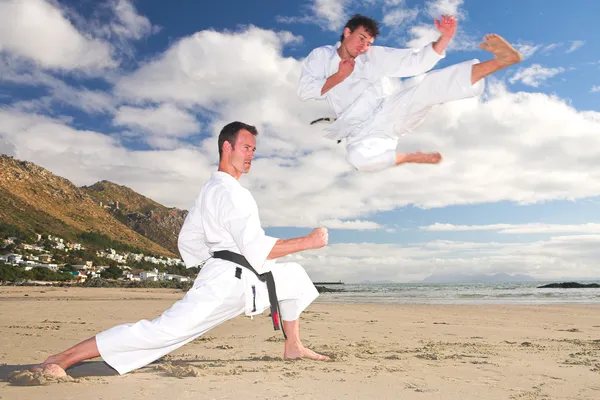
{"left": 1, "top": 286, "right": 599, "bottom": 399}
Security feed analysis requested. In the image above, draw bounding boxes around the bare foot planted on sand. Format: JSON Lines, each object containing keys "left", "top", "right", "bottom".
{"left": 30, "top": 363, "right": 67, "bottom": 377}
{"left": 284, "top": 345, "right": 330, "bottom": 361}
{"left": 479, "top": 33, "right": 523, "bottom": 65}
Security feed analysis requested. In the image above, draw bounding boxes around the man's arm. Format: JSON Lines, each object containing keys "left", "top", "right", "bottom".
{"left": 375, "top": 15, "right": 457, "bottom": 78}
{"left": 220, "top": 190, "right": 327, "bottom": 274}
{"left": 267, "top": 228, "right": 328, "bottom": 259}
{"left": 177, "top": 197, "right": 211, "bottom": 268}
{"left": 320, "top": 58, "right": 355, "bottom": 95}
{"left": 297, "top": 48, "right": 329, "bottom": 101}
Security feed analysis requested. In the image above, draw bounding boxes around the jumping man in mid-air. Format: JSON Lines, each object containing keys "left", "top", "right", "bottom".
{"left": 298, "top": 14, "right": 522, "bottom": 172}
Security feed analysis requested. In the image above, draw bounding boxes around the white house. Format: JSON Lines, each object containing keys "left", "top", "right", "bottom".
{"left": 140, "top": 271, "right": 158, "bottom": 281}
{"left": 7, "top": 254, "right": 22, "bottom": 264}
{"left": 168, "top": 274, "right": 190, "bottom": 283}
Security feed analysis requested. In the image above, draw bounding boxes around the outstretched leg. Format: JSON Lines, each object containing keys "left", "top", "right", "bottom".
{"left": 30, "top": 336, "right": 99, "bottom": 377}
{"left": 30, "top": 272, "right": 247, "bottom": 376}
{"left": 472, "top": 34, "right": 522, "bottom": 84}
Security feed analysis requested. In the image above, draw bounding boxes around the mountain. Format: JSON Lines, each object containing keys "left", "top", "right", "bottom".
{"left": 419, "top": 272, "right": 536, "bottom": 284}
{"left": 0, "top": 155, "right": 176, "bottom": 257}
{"left": 81, "top": 181, "right": 187, "bottom": 254}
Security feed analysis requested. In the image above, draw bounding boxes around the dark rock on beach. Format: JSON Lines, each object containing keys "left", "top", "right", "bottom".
{"left": 315, "top": 285, "right": 344, "bottom": 293}
{"left": 537, "top": 282, "right": 600, "bottom": 289}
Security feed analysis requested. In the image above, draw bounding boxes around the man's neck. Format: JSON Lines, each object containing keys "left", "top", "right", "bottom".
{"left": 337, "top": 43, "right": 353, "bottom": 59}
{"left": 217, "top": 162, "right": 241, "bottom": 180}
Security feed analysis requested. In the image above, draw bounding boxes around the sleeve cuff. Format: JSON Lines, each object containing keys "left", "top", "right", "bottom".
{"left": 428, "top": 42, "right": 446, "bottom": 59}
{"left": 311, "top": 79, "right": 327, "bottom": 100}
{"left": 246, "top": 235, "right": 279, "bottom": 274}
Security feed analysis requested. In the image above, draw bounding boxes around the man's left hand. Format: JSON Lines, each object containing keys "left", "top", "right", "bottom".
{"left": 435, "top": 15, "right": 457, "bottom": 39}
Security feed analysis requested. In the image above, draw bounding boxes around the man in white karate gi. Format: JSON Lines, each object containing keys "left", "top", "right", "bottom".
{"left": 298, "top": 14, "right": 523, "bottom": 172}
{"left": 31, "top": 121, "right": 330, "bottom": 378}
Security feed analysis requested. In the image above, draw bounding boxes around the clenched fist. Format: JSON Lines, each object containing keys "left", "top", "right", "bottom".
{"left": 337, "top": 58, "right": 355, "bottom": 80}
{"left": 308, "top": 227, "right": 328, "bottom": 249}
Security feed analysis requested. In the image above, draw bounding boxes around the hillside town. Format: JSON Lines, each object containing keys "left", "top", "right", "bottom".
{"left": 0, "top": 232, "right": 191, "bottom": 284}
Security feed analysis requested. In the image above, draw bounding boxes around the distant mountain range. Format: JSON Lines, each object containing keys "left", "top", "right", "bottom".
{"left": 0, "top": 155, "right": 188, "bottom": 257}
{"left": 418, "top": 273, "right": 536, "bottom": 284}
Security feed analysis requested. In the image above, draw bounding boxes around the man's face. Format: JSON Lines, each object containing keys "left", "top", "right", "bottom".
{"left": 230, "top": 129, "right": 256, "bottom": 174}
{"left": 342, "top": 25, "right": 374, "bottom": 57}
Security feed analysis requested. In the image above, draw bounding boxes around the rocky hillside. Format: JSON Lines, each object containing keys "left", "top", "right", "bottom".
{"left": 81, "top": 181, "right": 187, "bottom": 254}
{"left": 0, "top": 155, "right": 176, "bottom": 257}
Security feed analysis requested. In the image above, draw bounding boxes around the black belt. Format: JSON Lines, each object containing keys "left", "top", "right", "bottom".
{"left": 212, "top": 250, "right": 286, "bottom": 339}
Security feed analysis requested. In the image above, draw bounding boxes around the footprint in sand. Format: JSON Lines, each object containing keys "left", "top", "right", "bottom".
{"left": 154, "top": 362, "right": 201, "bottom": 378}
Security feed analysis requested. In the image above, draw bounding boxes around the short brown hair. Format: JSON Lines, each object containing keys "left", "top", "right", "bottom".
{"left": 218, "top": 122, "right": 258, "bottom": 159}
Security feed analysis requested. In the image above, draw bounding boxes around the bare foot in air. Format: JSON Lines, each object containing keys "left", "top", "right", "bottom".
{"left": 479, "top": 34, "right": 522, "bottom": 65}
{"left": 284, "top": 343, "right": 330, "bottom": 361}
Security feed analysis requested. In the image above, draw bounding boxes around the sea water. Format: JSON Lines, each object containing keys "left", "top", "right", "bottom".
{"left": 314, "top": 281, "right": 600, "bottom": 305}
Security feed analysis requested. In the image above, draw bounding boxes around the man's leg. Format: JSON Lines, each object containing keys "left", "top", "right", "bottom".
{"left": 31, "top": 337, "right": 99, "bottom": 377}
{"left": 270, "top": 262, "right": 329, "bottom": 361}
{"left": 345, "top": 137, "right": 441, "bottom": 172}
{"left": 472, "top": 34, "right": 522, "bottom": 84}
{"left": 283, "top": 319, "right": 328, "bottom": 360}
{"left": 31, "top": 272, "right": 247, "bottom": 376}
{"left": 345, "top": 137, "right": 398, "bottom": 172}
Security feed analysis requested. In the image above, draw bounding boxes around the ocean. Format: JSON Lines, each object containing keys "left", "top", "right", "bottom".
{"left": 314, "top": 281, "right": 600, "bottom": 305}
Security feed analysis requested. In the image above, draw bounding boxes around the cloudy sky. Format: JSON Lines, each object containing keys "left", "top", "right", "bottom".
{"left": 1, "top": 0, "right": 599, "bottom": 283}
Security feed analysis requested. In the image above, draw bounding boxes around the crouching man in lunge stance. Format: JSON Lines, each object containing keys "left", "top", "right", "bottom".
{"left": 31, "top": 121, "right": 329, "bottom": 377}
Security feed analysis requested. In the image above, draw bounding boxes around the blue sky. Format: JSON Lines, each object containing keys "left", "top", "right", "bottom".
{"left": 1, "top": 0, "right": 599, "bottom": 282}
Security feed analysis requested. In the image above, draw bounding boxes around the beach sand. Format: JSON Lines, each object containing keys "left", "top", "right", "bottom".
{"left": 1, "top": 286, "right": 599, "bottom": 399}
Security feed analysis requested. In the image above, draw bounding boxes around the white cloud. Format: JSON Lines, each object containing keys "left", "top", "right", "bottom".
{"left": 3, "top": 28, "right": 600, "bottom": 234}
{"left": 591, "top": 85, "right": 600, "bottom": 93}
{"left": 0, "top": 56, "right": 115, "bottom": 114}
{"left": 421, "top": 223, "right": 600, "bottom": 235}
{"left": 514, "top": 41, "right": 541, "bottom": 59}
{"left": 312, "top": 0, "right": 350, "bottom": 31}
{"left": 540, "top": 43, "right": 562, "bottom": 54}
{"left": 0, "top": 108, "right": 215, "bottom": 211}
{"left": 113, "top": 104, "right": 201, "bottom": 140}
{"left": 424, "top": 0, "right": 465, "bottom": 19}
{"left": 0, "top": 136, "right": 16, "bottom": 157}
{"left": 404, "top": 23, "right": 476, "bottom": 51}
{"left": 276, "top": 0, "right": 349, "bottom": 32}
{"left": 320, "top": 219, "right": 383, "bottom": 230}
{"left": 509, "top": 64, "right": 565, "bottom": 87}
{"left": 382, "top": 7, "right": 420, "bottom": 27}
{"left": 402, "top": 0, "right": 476, "bottom": 52}
{"left": 109, "top": 0, "right": 156, "bottom": 40}
{"left": 283, "top": 235, "right": 600, "bottom": 282}
{"left": 566, "top": 40, "right": 584, "bottom": 53}
{"left": 0, "top": 0, "right": 115, "bottom": 72}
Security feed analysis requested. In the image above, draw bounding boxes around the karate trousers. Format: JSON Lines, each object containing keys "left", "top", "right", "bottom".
{"left": 95, "top": 262, "right": 319, "bottom": 375}
{"left": 345, "top": 59, "right": 485, "bottom": 172}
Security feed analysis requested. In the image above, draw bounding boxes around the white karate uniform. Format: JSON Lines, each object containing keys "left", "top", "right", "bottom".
{"left": 96, "top": 171, "right": 319, "bottom": 375}
{"left": 298, "top": 42, "right": 485, "bottom": 172}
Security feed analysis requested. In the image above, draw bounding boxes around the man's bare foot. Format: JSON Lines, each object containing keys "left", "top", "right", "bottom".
{"left": 30, "top": 354, "right": 67, "bottom": 377}
{"left": 479, "top": 34, "right": 522, "bottom": 65}
{"left": 30, "top": 363, "right": 67, "bottom": 377}
{"left": 284, "top": 344, "right": 330, "bottom": 361}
